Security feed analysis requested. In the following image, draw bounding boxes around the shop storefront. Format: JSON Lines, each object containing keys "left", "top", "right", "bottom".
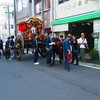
{"left": 51, "top": 11, "right": 100, "bottom": 56}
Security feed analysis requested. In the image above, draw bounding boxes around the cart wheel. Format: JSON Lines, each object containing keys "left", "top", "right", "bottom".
{"left": 39, "top": 46, "right": 47, "bottom": 58}
{"left": 14, "top": 35, "right": 24, "bottom": 60}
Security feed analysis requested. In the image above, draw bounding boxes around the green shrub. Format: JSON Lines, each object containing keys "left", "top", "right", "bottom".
{"left": 90, "top": 49, "right": 99, "bottom": 60}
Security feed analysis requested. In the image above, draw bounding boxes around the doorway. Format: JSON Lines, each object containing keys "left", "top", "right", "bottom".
{"left": 69, "top": 21, "right": 94, "bottom": 51}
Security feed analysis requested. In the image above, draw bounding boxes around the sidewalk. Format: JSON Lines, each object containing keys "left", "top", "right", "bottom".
{"left": 28, "top": 50, "right": 100, "bottom": 70}
{"left": 78, "top": 53, "right": 100, "bottom": 70}
{"left": 55, "top": 54, "right": 100, "bottom": 70}
{"left": 79, "top": 61, "right": 100, "bottom": 70}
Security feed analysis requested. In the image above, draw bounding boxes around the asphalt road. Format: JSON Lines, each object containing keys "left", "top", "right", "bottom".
{"left": 0, "top": 54, "right": 100, "bottom": 100}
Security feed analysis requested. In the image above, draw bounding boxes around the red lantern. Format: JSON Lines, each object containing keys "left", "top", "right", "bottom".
{"left": 18, "top": 23, "right": 27, "bottom": 31}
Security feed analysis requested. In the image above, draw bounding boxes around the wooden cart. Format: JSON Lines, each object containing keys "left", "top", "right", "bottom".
{"left": 14, "top": 16, "right": 46, "bottom": 60}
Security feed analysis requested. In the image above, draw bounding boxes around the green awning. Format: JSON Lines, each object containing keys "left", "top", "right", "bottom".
{"left": 51, "top": 11, "right": 100, "bottom": 26}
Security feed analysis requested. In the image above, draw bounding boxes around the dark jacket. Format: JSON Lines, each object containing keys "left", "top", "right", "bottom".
{"left": 10, "top": 40, "right": 14, "bottom": 50}
{"left": 0, "top": 39, "right": 3, "bottom": 50}
{"left": 32, "top": 38, "right": 38, "bottom": 49}
{"left": 71, "top": 39, "right": 79, "bottom": 53}
{"left": 5, "top": 40, "right": 10, "bottom": 50}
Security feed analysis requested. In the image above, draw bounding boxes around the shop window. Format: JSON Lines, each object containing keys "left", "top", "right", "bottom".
{"left": 22, "top": 0, "right": 27, "bottom": 8}
{"left": 4, "top": 24, "right": 7, "bottom": 29}
{"left": 18, "top": 0, "right": 22, "bottom": 11}
{"left": 58, "top": 0, "right": 63, "bottom": 4}
{"left": 78, "top": 1, "right": 82, "bottom": 6}
{"left": 17, "top": 0, "right": 27, "bottom": 11}
{"left": 36, "top": 1, "right": 42, "bottom": 14}
{"left": 29, "top": 0, "right": 32, "bottom": 3}
{"left": 44, "top": 0, "right": 50, "bottom": 10}
{"left": 85, "top": 0, "right": 88, "bottom": 4}
{"left": 58, "top": 0, "right": 69, "bottom": 4}
{"left": 11, "top": 25, "right": 14, "bottom": 29}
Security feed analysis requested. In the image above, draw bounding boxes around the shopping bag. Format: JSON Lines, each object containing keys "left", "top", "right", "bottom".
{"left": 66, "top": 53, "right": 72, "bottom": 64}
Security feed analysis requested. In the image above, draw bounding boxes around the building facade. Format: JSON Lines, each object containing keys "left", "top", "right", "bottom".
{"left": 0, "top": 6, "right": 14, "bottom": 41}
{"left": 16, "top": 0, "right": 52, "bottom": 34}
{"left": 15, "top": 0, "right": 100, "bottom": 57}
{"left": 51, "top": 0, "right": 100, "bottom": 56}
{"left": 16, "top": 0, "right": 32, "bottom": 24}
{"left": 34, "top": 0, "right": 51, "bottom": 33}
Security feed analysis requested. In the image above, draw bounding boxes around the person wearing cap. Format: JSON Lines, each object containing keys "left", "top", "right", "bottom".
{"left": 45, "top": 31, "right": 55, "bottom": 66}
{"left": 71, "top": 35, "right": 79, "bottom": 65}
{"left": 32, "top": 34, "right": 39, "bottom": 65}
{"left": 63, "top": 34, "right": 72, "bottom": 71}
{"left": 78, "top": 33, "right": 89, "bottom": 62}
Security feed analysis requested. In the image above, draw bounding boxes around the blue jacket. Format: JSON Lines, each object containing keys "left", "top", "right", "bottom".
{"left": 63, "top": 38, "right": 70, "bottom": 57}
{"left": 45, "top": 36, "right": 53, "bottom": 50}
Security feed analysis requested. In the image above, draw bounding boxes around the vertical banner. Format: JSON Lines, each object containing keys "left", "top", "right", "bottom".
{"left": 94, "top": 38, "right": 98, "bottom": 50}
{"left": 93, "top": 20, "right": 100, "bottom": 50}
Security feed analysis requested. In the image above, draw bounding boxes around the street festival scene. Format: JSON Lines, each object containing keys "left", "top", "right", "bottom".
{"left": 0, "top": 0, "right": 100, "bottom": 100}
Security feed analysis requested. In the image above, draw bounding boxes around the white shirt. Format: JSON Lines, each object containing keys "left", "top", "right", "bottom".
{"left": 78, "top": 38, "right": 87, "bottom": 48}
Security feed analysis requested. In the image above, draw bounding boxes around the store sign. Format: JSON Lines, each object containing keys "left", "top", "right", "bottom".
{"left": 94, "top": 38, "right": 98, "bottom": 50}
{"left": 52, "top": 24, "right": 68, "bottom": 32}
{"left": 93, "top": 20, "right": 100, "bottom": 32}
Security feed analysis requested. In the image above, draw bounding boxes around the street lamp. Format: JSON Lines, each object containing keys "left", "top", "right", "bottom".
{"left": 14, "top": 0, "right": 17, "bottom": 36}
{"left": 7, "top": 6, "right": 11, "bottom": 37}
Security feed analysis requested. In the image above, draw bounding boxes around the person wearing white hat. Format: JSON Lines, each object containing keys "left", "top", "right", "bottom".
{"left": 78, "top": 33, "right": 89, "bottom": 62}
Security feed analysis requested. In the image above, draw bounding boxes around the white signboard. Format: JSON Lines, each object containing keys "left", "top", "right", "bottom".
{"left": 93, "top": 20, "right": 100, "bottom": 32}
{"left": 52, "top": 24, "right": 68, "bottom": 32}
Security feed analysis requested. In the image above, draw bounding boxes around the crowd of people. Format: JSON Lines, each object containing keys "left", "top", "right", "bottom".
{"left": 0, "top": 36, "right": 15, "bottom": 60}
{"left": 32, "top": 31, "right": 89, "bottom": 71}
{"left": 0, "top": 32, "right": 89, "bottom": 71}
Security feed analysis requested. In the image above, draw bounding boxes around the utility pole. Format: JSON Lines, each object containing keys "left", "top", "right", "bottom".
{"left": 7, "top": 5, "right": 11, "bottom": 37}
{"left": 32, "top": 0, "right": 35, "bottom": 16}
{"left": 41, "top": 0, "right": 45, "bottom": 34}
{"left": 14, "top": 0, "right": 17, "bottom": 36}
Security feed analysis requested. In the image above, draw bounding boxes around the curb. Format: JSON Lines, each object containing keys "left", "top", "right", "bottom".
{"left": 55, "top": 57, "right": 100, "bottom": 70}
{"left": 28, "top": 51, "right": 100, "bottom": 70}
{"left": 79, "top": 62, "right": 100, "bottom": 70}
